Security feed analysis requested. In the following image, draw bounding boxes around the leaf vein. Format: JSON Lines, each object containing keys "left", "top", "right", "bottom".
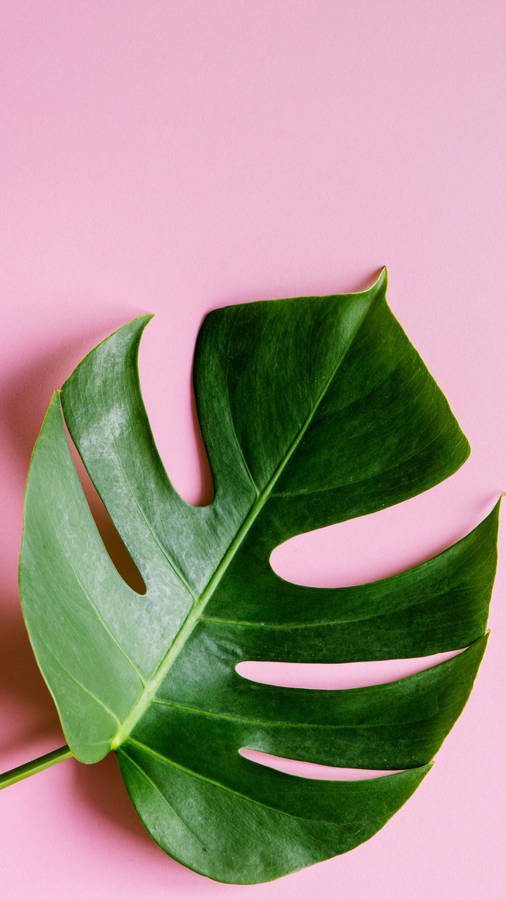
{"left": 124, "top": 738, "right": 342, "bottom": 825}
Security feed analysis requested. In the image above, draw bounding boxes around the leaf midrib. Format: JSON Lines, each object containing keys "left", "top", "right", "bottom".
{"left": 111, "top": 298, "right": 375, "bottom": 749}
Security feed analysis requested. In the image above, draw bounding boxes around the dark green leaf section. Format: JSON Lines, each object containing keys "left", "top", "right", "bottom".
{"left": 147, "top": 635, "right": 487, "bottom": 769}
{"left": 203, "top": 504, "right": 499, "bottom": 661}
{"left": 117, "top": 746, "right": 430, "bottom": 884}
{"left": 19, "top": 270, "right": 499, "bottom": 882}
{"left": 195, "top": 280, "right": 470, "bottom": 543}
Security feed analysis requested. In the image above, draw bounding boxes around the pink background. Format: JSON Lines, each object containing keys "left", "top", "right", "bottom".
{"left": 0, "top": 2, "right": 504, "bottom": 897}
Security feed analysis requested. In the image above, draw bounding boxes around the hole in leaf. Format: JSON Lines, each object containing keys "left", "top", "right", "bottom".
{"left": 239, "top": 748, "right": 402, "bottom": 781}
{"left": 137, "top": 320, "right": 214, "bottom": 507}
{"left": 270, "top": 491, "right": 480, "bottom": 588}
{"left": 237, "top": 648, "right": 464, "bottom": 690}
{"left": 63, "top": 417, "right": 147, "bottom": 595}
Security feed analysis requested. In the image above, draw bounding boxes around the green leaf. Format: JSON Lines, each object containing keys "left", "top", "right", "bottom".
{"left": 19, "top": 269, "right": 499, "bottom": 883}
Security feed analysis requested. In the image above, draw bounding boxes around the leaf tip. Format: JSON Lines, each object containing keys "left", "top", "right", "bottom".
{"left": 372, "top": 265, "right": 388, "bottom": 292}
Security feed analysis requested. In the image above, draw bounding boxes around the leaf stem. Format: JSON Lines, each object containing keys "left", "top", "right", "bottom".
{"left": 0, "top": 745, "right": 73, "bottom": 790}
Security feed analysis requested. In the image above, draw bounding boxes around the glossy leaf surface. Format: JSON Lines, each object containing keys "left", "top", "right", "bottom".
{"left": 19, "top": 271, "right": 498, "bottom": 883}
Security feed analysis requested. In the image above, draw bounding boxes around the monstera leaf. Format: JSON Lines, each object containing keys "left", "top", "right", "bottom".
{"left": 16, "top": 270, "right": 498, "bottom": 883}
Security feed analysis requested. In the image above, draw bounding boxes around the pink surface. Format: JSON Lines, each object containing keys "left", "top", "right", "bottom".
{"left": 0, "top": 2, "right": 504, "bottom": 897}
